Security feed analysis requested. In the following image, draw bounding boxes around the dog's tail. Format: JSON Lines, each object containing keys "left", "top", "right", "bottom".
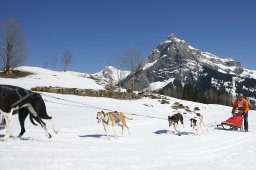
{"left": 125, "top": 115, "right": 133, "bottom": 120}
{"left": 29, "top": 114, "right": 38, "bottom": 126}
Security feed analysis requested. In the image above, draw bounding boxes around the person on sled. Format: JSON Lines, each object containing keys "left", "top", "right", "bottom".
{"left": 232, "top": 93, "right": 249, "bottom": 132}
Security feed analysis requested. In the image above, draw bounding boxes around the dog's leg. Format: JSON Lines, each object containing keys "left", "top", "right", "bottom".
{"left": 181, "top": 117, "right": 185, "bottom": 128}
{"left": 44, "top": 112, "right": 59, "bottom": 134}
{"left": 118, "top": 123, "right": 124, "bottom": 135}
{"left": 3, "top": 112, "right": 13, "bottom": 141}
{"left": 102, "top": 123, "right": 109, "bottom": 139}
{"left": 112, "top": 126, "right": 117, "bottom": 139}
{"left": 192, "top": 125, "right": 196, "bottom": 134}
{"left": 49, "top": 118, "right": 59, "bottom": 134}
{"left": 173, "top": 123, "right": 178, "bottom": 133}
{"left": 195, "top": 126, "right": 199, "bottom": 135}
{"left": 195, "top": 122, "right": 201, "bottom": 135}
{"left": 123, "top": 124, "right": 130, "bottom": 135}
{"left": 199, "top": 120, "right": 204, "bottom": 132}
{"left": 27, "top": 105, "right": 52, "bottom": 138}
{"left": 18, "top": 111, "right": 29, "bottom": 138}
{"left": 120, "top": 119, "right": 130, "bottom": 135}
{"left": 110, "top": 121, "right": 117, "bottom": 138}
{"left": 34, "top": 117, "right": 52, "bottom": 139}
{"left": 174, "top": 123, "right": 181, "bottom": 136}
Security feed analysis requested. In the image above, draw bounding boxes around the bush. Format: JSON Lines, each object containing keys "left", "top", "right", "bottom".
{"left": 160, "top": 99, "right": 170, "bottom": 104}
{"left": 0, "top": 70, "right": 32, "bottom": 78}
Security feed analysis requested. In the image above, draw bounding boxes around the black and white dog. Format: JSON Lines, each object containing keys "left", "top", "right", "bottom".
{"left": 189, "top": 112, "right": 208, "bottom": 134}
{"left": 168, "top": 112, "right": 184, "bottom": 134}
{"left": 0, "top": 85, "right": 58, "bottom": 141}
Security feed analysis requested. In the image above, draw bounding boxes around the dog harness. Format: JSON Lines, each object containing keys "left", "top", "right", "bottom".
{"left": 102, "top": 112, "right": 110, "bottom": 125}
{"left": 101, "top": 111, "right": 119, "bottom": 125}
{"left": 0, "top": 85, "right": 33, "bottom": 108}
{"left": 108, "top": 111, "right": 119, "bottom": 122}
{"left": 11, "top": 91, "right": 33, "bottom": 107}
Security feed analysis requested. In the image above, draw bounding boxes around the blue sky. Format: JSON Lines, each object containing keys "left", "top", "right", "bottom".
{"left": 0, "top": 0, "right": 255, "bottom": 73}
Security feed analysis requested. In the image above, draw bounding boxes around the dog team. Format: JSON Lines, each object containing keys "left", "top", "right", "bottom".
{"left": 2, "top": 84, "right": 244, "bottom": 141}
{"left": 96, "top": 107, "right": 208, "bottom": 138}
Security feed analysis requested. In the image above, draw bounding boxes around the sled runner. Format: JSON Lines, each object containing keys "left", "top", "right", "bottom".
{"left": 217, "top": 112, "right": 243, "bottom": 131}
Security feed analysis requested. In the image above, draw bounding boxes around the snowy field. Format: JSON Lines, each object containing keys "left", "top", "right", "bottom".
{"left": 1, "top": 67, "right": 256, "bottom": 170}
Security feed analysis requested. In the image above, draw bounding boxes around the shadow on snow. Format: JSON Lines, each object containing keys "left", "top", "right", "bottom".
{"left": 153, "top": 129, "right": 195, "bottom": 136}
{"left": 79, "top": 134, "right": 116, "bottom": 138}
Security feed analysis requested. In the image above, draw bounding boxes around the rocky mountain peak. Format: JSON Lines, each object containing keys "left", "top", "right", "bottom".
{"left": 167, "top": 33, "right": 175, "bottom": 40}
{"left": 121, "top": 33, "right": 256, "bottom": 99}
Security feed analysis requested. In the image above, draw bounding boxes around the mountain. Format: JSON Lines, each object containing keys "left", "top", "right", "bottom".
{"left": 92, "top": 66, "right": 130, "bottom": 85}
{"left": 121, "top": 33, "right": 256, "bottom": 103}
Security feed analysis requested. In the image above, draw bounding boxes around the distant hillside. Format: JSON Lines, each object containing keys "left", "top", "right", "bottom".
{"left": 92, "top": 66, "right": 130, "bottom": 85}
{"left": 0, "top": 66, "right": 105, "bottom": 90}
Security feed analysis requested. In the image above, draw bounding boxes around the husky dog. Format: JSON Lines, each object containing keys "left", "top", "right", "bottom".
{"left": 168, "top": 113, "right": 184, "bottom": 134}
{"left": 190, "top": 112, "right": 208, "bottom": 134}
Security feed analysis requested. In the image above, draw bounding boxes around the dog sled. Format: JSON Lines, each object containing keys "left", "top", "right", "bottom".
{"left": 217, "top": 111, "right": 243, "bottom": 131}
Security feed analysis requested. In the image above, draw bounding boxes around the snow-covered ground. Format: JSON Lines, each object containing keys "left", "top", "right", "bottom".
{"left": 0, "top": 66, "right": 104, "bottom": 90}
{"left": 1, "top": 67, "right": 256, "bottom": 170}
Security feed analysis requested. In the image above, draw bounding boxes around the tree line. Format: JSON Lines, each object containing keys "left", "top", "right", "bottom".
{"left": 160, "top": 83, "right": 233, "bottom": 106}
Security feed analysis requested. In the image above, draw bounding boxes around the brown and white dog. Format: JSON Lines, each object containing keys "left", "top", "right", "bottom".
{"left": 96, "top": 111, "right": 133, "bottom": 139}
{"left": 168, "top": 112, "right": 184, "bottom": 134}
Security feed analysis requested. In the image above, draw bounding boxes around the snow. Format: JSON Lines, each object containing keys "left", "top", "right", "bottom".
{"left": 1, "top": 66, "right": 256, "bottom": 170}
{"left": 188, "top": 45, "right": 196, "bottom": 50}
{"left": 201, "top": 52, "right": 256, "bottom": 79}
{"left": 146, "top": 78, "right": 175, "bottom": 91}
{"left": 241, "top": 69, "right": 256, "bottom": 79}
{"left": 92, "top": 66, "right": 130, "bottom": 84}
{"left": 174, "top": 37, "right": 185, "bottom": 43}
{"left": 143, "top": 60, "right": 157, "bottom": 70}
{"left": 0, "top": 66, "right": 104, "bottom": 90}
{"left": 164, "top": 36, "right": 185, "bottom": 44}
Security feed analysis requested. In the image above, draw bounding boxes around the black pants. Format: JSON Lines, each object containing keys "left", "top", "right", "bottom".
{"left": 243, "top": 112, "right": 248, "bottom": 131}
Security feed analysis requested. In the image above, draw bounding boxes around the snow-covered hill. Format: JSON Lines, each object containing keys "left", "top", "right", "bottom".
{"left": 92, "top": 66, "right": 130, "bottom": 85}
{"left": 0, "top": 66, "right": 105, "bottom": 90}
{"left": 1, "top": 66, "right": 256, "bottom": 170}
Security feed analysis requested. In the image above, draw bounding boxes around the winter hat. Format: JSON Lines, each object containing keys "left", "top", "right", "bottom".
{"left": 238, "top": 93, "right": 243, "bottom": 97}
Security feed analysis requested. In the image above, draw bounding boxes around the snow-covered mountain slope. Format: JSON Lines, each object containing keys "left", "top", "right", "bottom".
{"left": 92, "top": 66, "right": 130, "bottom": 84}
{"left": 0, "top": 66, "right": 256, "bottom": 170}
{"left": 1, "top": 93, "right": 256, "bottom": 170}
{"left": 0, "top": 66, "right": 105, "bottom": 90}
{"left": 121, "top": 33, "right": 256, "bottom": 98}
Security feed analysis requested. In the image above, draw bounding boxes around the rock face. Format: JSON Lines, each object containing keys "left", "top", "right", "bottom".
{"left": 121, "top": 33, "right": 256, "bottom": 98}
